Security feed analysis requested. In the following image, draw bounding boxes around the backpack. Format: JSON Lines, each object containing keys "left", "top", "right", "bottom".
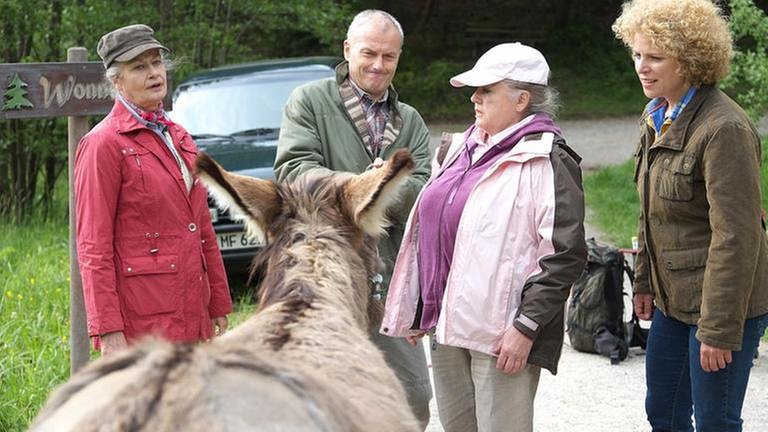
{"left": 567, "top": 238, "right": 648, "bottom": 364}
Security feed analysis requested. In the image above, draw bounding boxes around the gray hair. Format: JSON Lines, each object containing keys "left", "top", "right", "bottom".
{"left": 503, "top": 79, "right": 560, "bottom": 118}
{"left": 104, "top": 51, "right": 175, "bottom": 97}
{"left": 346, "top": 9, "right": 404, "bottom": 41}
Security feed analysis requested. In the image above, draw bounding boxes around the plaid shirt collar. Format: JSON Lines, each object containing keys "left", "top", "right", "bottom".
{"left": 349, "top": 78, "right": 389, "bottom": 107}
{"left": 646, "top": 86, "right": 697, "bottom": 138}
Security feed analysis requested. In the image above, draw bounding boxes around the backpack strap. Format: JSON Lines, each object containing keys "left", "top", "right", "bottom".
{"left": 436, "top": 132, "right": 454, "bottom": 166}
{"left": 553, "top": 136, "right": 582, "bottom": 165}
{"left": 432, "top": 131, "right": 466, "bottom": 172}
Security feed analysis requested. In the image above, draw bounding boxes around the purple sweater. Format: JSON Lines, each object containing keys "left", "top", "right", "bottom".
{"left": 415, "top": 114, "right": 562, "bottom": 329}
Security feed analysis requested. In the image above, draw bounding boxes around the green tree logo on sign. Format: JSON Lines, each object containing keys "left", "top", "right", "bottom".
{"left": 2, "top": 73, "right": 34, "bottom": 111}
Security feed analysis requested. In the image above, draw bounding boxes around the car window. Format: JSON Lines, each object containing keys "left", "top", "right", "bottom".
{"left": 170, "top": 68, "right": 332, "bottom": 137}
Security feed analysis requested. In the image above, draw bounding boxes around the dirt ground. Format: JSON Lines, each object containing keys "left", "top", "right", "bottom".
{"left": 423, "top": 341, "right": 768, "bottom": 432}
{"left": 422, "top": 116, "right": 768, "bottom": 432}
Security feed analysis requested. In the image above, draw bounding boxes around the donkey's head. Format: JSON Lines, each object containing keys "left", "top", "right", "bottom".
{"left": 196, "top": 150, "right": 414, "bottom": 328}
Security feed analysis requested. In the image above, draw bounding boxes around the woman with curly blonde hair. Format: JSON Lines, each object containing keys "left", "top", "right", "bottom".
{"left": 613, "top": 0, "right": 768, "bottom": 430}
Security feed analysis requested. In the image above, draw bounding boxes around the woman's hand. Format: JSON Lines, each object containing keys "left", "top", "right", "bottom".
{"left": 405, "top": 330, "right": 427, "bottom": 347}
{"left": 633, "top": 293, "right": 655, "bottom": 320}
{"left": 493, "top": 326, "right": 534, "bottom": 374}
{"left": 212, "top": 316, "right": 229, "bottom": 337}
{"left": 700, "top": 342, "right": 732, "bottom": 372}
{"left": 100, "top": 331, "right": 128, "bottom": 357}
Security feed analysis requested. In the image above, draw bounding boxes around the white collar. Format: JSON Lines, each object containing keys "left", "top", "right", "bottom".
{"left": 472, "top": 114, "right": 535, "bottom": 146}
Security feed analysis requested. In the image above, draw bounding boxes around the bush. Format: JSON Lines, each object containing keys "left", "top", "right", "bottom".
{"left": 721, "top": 0, "right": 768, "bottom": 121}
{"left": 394, "top": 57, "right": 473, "bottom": 121}
{"left": 543, "top": 23, "right": 648, "bottom": 118}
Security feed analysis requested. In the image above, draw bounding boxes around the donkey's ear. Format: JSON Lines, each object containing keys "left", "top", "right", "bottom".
{"left": 196, "top": 153, "right": 281, "bottom": 243}
{"left": 342, "top": 149, "right": 415, "bottom": 236}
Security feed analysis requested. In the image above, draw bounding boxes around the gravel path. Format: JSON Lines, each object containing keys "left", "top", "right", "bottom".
{"left": 423, "top": 116, "right": 768, "bottom": 432}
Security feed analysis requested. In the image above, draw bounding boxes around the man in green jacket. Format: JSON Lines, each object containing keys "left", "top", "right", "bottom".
{"left": 274, "top": 9, "right": 433, "bottom": 427}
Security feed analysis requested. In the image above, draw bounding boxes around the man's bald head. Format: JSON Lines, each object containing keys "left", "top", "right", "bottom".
{"left": 346, "top": 10, "right": 404, "bottom": 46}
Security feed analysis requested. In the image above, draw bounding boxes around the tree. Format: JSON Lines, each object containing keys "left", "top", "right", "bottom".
{"left": 2, "top": 73, "right": 34, "bottom": 110}
{"left": 0, "top": 0, "right": 359, "bottom": 223}
{"left": 721, "top": 0, "right": 768, "bottom": 121}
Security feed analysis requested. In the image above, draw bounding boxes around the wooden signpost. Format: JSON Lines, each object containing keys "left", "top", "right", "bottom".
{"left": 1, "top": 47, "right": 170, "bottom": 374}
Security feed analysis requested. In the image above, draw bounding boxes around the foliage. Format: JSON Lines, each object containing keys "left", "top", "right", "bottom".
{"left": 0, "top": 1, "right": 70, "bottom": 223}
{"left": 0, "top": 0, "right": 357, "bottom": 223}
{"left": 543, "top": 22, "right": 648, "bottom": 119}
{"left": 395, "top": 57, "right": 474, "bottom": 121}
{"left": 721, "top": 0, "right": 768, "bottom": 121}
{"left": 0, "top": 220, "right": 71, "bottom": 431}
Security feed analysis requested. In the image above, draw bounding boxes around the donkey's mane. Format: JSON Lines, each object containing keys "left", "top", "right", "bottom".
{"left": 250, "top": 174, "right": 379, "bottom": 350}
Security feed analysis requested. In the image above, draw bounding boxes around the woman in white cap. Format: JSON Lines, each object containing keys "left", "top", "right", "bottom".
{"left": 74, "top": 24, "right": 232, "bottom": 357}
{"left": 381, "top": 42, "right": 587, "bottom": 431}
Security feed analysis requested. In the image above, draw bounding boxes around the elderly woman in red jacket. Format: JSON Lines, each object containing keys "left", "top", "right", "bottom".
{"left": 75, "top": 24, "right": 232, "bottom": 356}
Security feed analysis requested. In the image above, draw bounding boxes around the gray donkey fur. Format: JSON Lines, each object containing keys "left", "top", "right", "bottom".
{"left": 31, "top": 149, "right": 420, "bottom": 432}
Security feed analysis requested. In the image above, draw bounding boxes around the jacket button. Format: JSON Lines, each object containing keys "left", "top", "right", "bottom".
{"left": 201, "top": 239, "right": 206, "bottom": 244}
{"left": 145, "top": 232, "right": 151, "bottom": 238}
{"left": 127, "top": 267, "right": 133, "bottom": 273}
{"left": 188, "top": 223, "right": 197, "bottom": 232}
{"left": 170, "top": 263, "right": 176, "bottom": 270}
{"left": 382, "top": 327, "right": 389, "bottom": 333}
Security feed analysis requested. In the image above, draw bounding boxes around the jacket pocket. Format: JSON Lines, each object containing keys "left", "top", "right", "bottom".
{"left": 120, "top": 146, "right": 150, "bottom": 192}
{"left": 656, "top": 153, "right": 696, "bottom": 201}
{"left": 660, "top": 247, "right": 707, "bottom": 314}
{"left": 121, "top": 255, "right": 179, "bottom": 316}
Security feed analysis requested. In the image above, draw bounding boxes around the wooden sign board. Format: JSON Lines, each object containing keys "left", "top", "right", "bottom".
{"left": 0, "top": 62, "right": 172, "bottom": 119}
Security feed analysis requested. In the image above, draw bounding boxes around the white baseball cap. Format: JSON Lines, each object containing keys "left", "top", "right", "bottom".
{"left": 450, "top": 42, "right": 550, "bottom": 87}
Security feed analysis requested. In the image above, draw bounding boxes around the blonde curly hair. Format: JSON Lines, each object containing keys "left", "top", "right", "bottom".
{"left": 612, "top": 0, "right": 733, "bottom": 86}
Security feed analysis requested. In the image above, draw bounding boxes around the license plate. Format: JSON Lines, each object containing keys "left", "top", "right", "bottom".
{"left": 215, "top": 231, "right": 263, "bottom": 251}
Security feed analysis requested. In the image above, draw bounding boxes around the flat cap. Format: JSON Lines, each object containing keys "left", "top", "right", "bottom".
{"left": 97, "top": 24, "right": 168, "bottom": 68}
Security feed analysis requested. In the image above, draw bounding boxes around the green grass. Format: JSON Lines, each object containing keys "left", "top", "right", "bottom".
{"left": 0, "top": 219, "right": 260, "bottom": 431}
{"left": 583, "top": 159, "right": 639, "bottom": 247}
{"left": 0, "top": 221, "right": 71, "bottom": 431}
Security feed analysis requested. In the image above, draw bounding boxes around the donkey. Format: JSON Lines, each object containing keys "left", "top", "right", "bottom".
{"left": 31, "top": 149, "right": 420, "bottom": 432}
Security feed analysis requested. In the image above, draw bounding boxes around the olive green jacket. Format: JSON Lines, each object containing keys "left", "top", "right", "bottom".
{"left": 274, "top": 63, "right": 432, "bottom": 289}
{"left": 633, "top": 85, "right": 768, "bottom": 350}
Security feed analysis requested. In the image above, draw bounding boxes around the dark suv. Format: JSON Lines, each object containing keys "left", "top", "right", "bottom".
{"left": 170, "top": 57, "right": 339, "bottom": 271}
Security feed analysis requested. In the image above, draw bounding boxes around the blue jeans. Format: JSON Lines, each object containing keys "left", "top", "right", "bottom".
{"left": 645, "top": 311, "right": 767, "bottom": 432}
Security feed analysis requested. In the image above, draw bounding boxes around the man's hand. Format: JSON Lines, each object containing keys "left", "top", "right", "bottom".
{"left": 367, "top": 157, "right": 385, "bottom": 170}
{"left": 493, "top": 326, "right": 534, "bottom": 374}
{"left": 700, "top": 342, "right": 732, "bottom": 372}
{"left": 405, "top": 330, "right": 427, "bottom": 347}
{"left": 100, "top": 331, "right": 128, "bottom": 357}
{"left": 633, "top": 293, "right": 654, "bottom": 320}
{"left": 212, "top": 316, "right": 229, "bottom": 337}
